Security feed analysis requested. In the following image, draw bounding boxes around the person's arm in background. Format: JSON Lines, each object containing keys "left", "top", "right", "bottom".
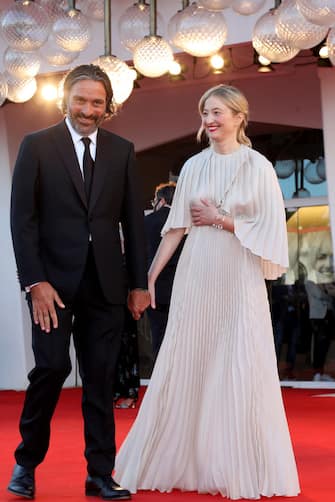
{"left": 148, "top": 228, "right": 186, "bottom": 308}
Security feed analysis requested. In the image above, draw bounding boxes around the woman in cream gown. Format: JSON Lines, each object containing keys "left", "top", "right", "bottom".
{"left": 115, "top": 85, "right": 300, "bottom": 500}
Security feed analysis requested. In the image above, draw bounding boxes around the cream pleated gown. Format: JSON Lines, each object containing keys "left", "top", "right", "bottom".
{"left": 115, "top": 145, "right": 300, "bottom": 500}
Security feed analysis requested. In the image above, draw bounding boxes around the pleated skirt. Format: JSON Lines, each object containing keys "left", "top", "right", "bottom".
{"left": 114, "top": 226, "right": 300, "bottom": 499}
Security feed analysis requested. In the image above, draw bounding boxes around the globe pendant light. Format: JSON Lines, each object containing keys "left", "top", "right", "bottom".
{"left": 92, "top": 0, "right": 135, "bottom": 105}
{"left": 304, "top": 160, "right": 324, "bottom": 184}
{"left": 198, "top": 0, "right": 233, "bottom": 10}
{"left": 76, "top": 0, "right": 104, "bottom": 22}
{"left": 232, "top": 0, "right": 266, "bottom": 16}
{"left": 316, "top": 157, "right": 326, "bottom": 181}
{"left": 274, "top": 159, "right": 296, "bottom": 179}
{"left": 119, "top": 1, "right": 164, "bottom": 53}
{"left": 36, "top": 0, "right": 66, "bottom": 21}
{"left": 6, "top": 73, "right": 37, "bottom": 103}
{"left": 168, "top": 1, "right": 197, "bottom": 48}
{"left": 297, "top": 0, "right": 335, "bottom": 28}
{"left": 0, "top": 0, "right": 51, "bottom": 52}
{"left": 133, "top": 0, "right": 173, "bottom": 78}
{"left": 326, "top": 27, "right": 335, "bottom": 66}
{"left": 276, "top": 0, "right": 328, "bottom": 50}
{"left": 3, "top": 46, "right": 41, "bottom": 79}
{"left": 39, "top": 33, "right": 79, "bottom": 67}
{"left": 53, "top": 0, "right": 91, "bottom": 52}
{"left": 0, "top": 74, "right": 9, "bottom": 106}
{"left": 173, "top": 3, "right": 228, "bottom": 57}
{"left": 253, "top": 9, "right": 299, "bottom": 63}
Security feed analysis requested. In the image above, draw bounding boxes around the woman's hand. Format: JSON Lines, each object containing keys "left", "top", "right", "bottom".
{"left": 148, "top": 275, "right": 156, "bottom": 309}
{"left": 191, "top": 198, "right": 219, "bottom": 227}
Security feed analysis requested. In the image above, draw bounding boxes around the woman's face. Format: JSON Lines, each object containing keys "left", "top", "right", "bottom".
{"left": 315, "top": 234, "right": 334, "bottom": 283}
{"left": 201, "top": 95, "right": 242, "bottom": 144}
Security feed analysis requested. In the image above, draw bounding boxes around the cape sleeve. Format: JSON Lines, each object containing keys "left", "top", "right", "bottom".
{"left": 234, "top": 154, "right": 289, "bottom": 280}
{"left": 161, "top": 159, "right": 193, "bottom": 235}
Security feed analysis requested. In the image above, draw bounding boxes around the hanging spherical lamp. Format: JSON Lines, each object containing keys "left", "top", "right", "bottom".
{"left": 119, "top": 1, "right": 164, "bottom": 53}
{"left": 274, "top": 160, "right": 296, "bottom": 179}
{"left": 276, "top": 0, "right": 328, "bottom": 50}
{"left": 0, "top": 74, "right": 9, "bottom": 106}
{"left": 76, "top": 0, "right": 104, "bottom": 22}
{"left": 297, "top": 0, "right": 335, "bottom": 28}
{"left": 326, "top": 27, "right": 335, "bottom": 65}
{"left": 92, "top": 55, "right": 135, "bottom": 105}
{"left": 0, "top": 0, "right": 51, "bottom": 52}
{"left": 3, "top": 47, "right": 41, "bottom": 79}
{"left": 133, "top": 35, "right": 174, "bottom": 78}
{"left": 198, "top": 0, "right": 233, "bottom": 10}
{"left": 316, "top": 157, "right": 326, "bottom": 180}
{"left": 39, "top": 34, "right": 79, "bottom": 66}
{"left": 35, "top": 0, "right": 66, "bottom": 21}
{"left": 174, "top": 4, "right": 228, "bottom": 57}
{"left": 232, "top": 0, "right": 266, "bottom": 16}
{"left": 168, "top": 4, "right": 198, "bottom": 48}
{"left": 252, "top": 9, "right": 299, "bottom": 63}
{"left": 52, "top": 7, "right": 91, "bottom": 52}
{"left": 304, "top": 160, "right": 324, "bottom": 184}
{"left": 6, "top": 74, "right": 37, "bottom": 103}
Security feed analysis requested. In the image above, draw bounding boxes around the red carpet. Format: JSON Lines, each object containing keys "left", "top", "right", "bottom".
{"left": 0, "top": 388, "right": 334, "bottom": 502}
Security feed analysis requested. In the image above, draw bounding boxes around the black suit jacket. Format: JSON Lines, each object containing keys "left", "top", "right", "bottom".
{"left": 144, "top": 206, "right": 184, "bottom": 304}
{"left": 10, "top": 120, "right": 147, "bottom": 303}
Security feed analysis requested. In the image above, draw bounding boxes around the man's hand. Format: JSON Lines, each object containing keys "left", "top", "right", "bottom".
{"left": 127, "top": 289, "right": 150, "bottom": 320}
{"left": 30, "top": 281, "right": 65, "bottom": 333}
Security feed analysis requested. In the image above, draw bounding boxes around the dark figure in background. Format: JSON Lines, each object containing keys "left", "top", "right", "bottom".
{"left": 114, "top": 309, "right": 140, "bottom": 409}
{"left": 305, "top": 280, "right": 335, "bottom": 382}
{"left": 272, "top": 279, "right": 307, "bottom": 380}
{"left": 9, "top": 64, "right": 150, "bottom": 501}
{"left": 144, "top": 182, "right": 185, "bottom": 359}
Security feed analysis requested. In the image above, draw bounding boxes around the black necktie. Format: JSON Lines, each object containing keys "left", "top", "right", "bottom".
{"left": 81, "top": 137, "right": 94, "bottom": 202}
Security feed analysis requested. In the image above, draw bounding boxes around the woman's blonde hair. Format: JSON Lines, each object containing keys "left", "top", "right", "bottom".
{"left": 197, "top": 84, "right": 251, "bottom": 147}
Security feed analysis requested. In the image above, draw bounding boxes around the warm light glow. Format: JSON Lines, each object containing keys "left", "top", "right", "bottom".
{"left": 128, "top": 68, "right": 138, "bottom": 81}
{"left": 210, "top": 53, "right": 225, "bottom": 70}
{"left": 258, "top": 55, "right": 271, "bottom": 65}
{"left": 168, "top": 60, "right": 182, "bottom": 76}
{"left": 319, "top": 45, "right": 329, "bottom": 59}
{"left": 40, "top": 83, "right": 58, "bottom": 101}
{"left": 257, "top": 64, "right": 273, "bottom": 73}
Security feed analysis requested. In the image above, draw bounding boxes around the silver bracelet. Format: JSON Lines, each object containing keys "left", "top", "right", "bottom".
{"left": 212, "top": 214, "right": 225, "bottom": 230}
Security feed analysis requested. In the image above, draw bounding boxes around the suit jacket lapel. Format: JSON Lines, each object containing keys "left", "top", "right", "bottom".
{"left": 52, "top": 121, "right": 87, "bottom": 209}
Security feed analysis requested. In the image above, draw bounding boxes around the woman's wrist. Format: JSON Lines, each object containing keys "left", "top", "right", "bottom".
{"left": 212, "top": 213, "right": 225, "bottom": 230}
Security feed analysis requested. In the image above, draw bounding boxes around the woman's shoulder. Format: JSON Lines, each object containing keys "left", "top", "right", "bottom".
{"left": 246, "top": 146, "right": 271, "bottom": 164}
{"left": 180, "top": 148, "right": 210, "bottom": 173}
{"left": 246, "top": 147, "right": 274, "bottom": 172}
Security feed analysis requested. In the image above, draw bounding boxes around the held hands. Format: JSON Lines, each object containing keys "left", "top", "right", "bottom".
{"left": 30, "top": 281, "right": 65, "bottom": 333}
{"left": 127, "top": 289, "right": 151, "bottom": 320}
{"left": 191, "top": 198, "right": 220, "bottom": 227}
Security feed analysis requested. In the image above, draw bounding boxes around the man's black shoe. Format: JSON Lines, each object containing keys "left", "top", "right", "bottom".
{"left": 85, "top": 475, "right": 131, "bottom": 500}
{"left": 8, "top": 464, "right": 35, "bottom": 499}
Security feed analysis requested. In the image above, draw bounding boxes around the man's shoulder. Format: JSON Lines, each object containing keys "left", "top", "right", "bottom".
{"left": 98, "top": 127, "right": 133, "bottom": 148}
{"left": 23, "top": 121, "right": 66, "bottom": 142}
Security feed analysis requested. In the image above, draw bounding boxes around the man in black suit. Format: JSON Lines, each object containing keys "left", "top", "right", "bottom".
{"left": 144, "top": 183, "right": 185, "bottom": 360}
{"left": 9, "top": 64, "right": 150, "bottom": 500}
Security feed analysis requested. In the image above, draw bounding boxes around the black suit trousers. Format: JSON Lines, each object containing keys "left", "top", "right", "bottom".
{"left": 15, "top": 246, "right": 124, "bottom": 476}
